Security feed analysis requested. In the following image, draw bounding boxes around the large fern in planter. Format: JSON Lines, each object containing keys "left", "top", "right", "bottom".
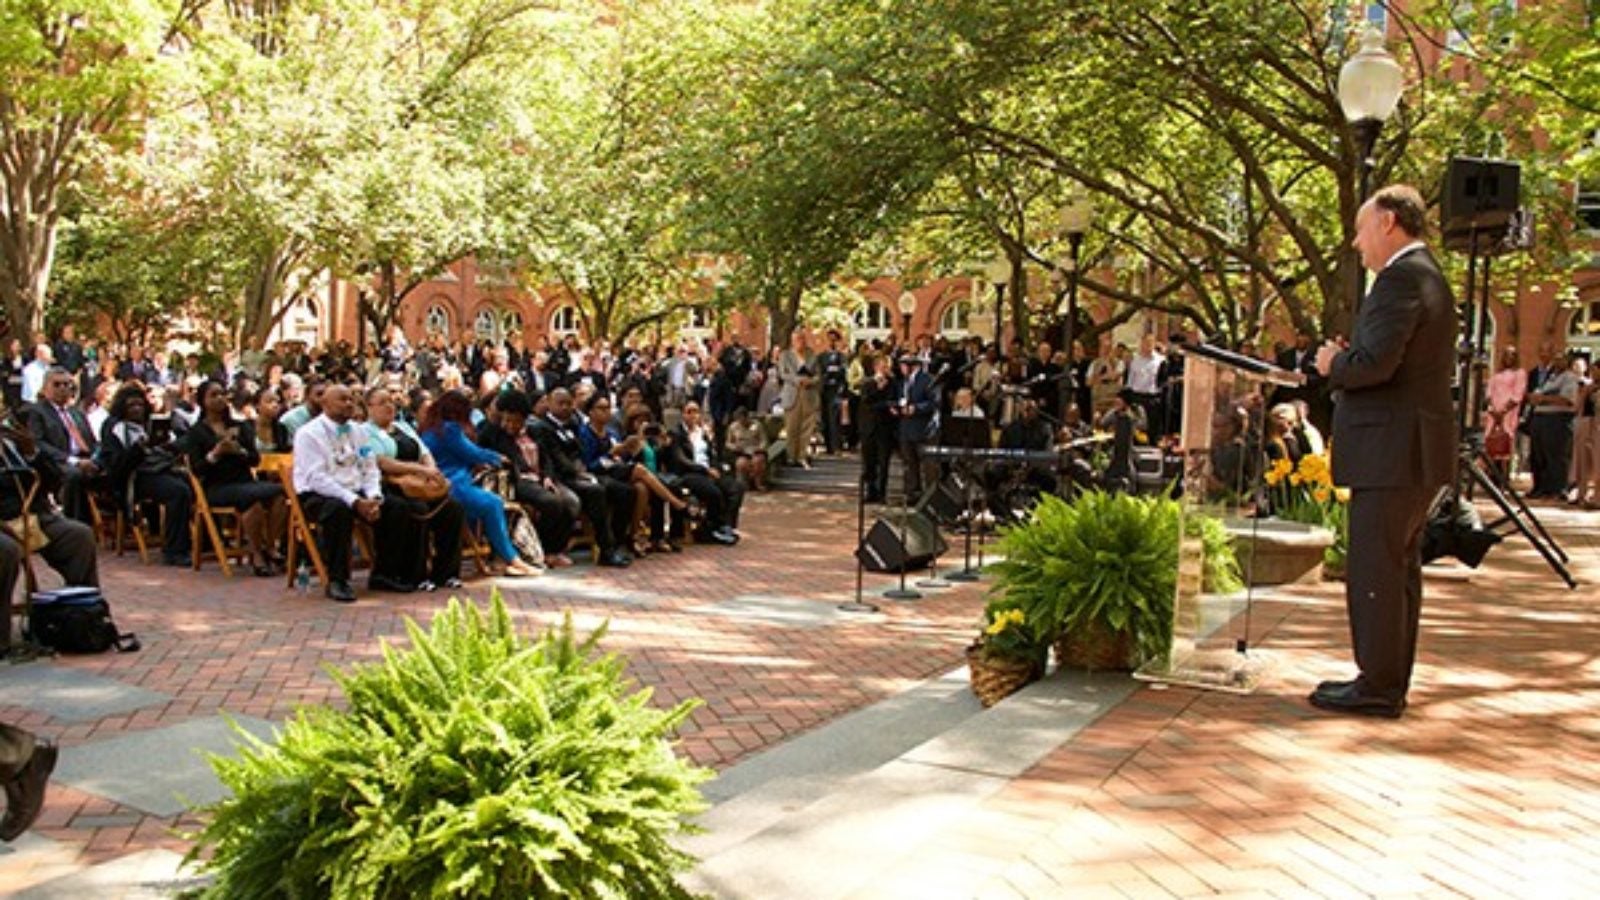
{"left": 187, "top": 593, "right": 710, "bottom": 900}
{"left": 991, "top": 492, "right": 1180, "bottom": 665}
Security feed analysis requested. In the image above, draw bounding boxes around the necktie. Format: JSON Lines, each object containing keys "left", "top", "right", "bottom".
{"left": 336, "top": 423, "right": 351, "bottom": 437}
{"left": 58, "top": 407, "right": 89, "bottom": 455}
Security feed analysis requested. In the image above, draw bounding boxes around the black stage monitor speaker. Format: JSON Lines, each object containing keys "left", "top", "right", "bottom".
{"left": 1441, "top": 157, "right": 1520, "bottom": 246}
{"left": 917, "top": 478, "right": 966, "bottom": 526}
{"left": 856, "top": 509, "right": 949, "bottom": 573}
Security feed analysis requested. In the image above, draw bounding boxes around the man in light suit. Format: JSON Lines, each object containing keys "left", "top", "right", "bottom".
{"left": 1312, "top": 184, "right": 1457, "bottom": 719}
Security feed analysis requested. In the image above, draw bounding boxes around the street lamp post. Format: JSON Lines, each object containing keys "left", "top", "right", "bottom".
{"left": 1338, "top": 26, "right": 1403, "bottom": 314}
{"left": 982, "top": 257, "right": 1012, "bottom": 348}
{"left": 1056, "top": 196, "right": 1094, "bottom": 422}
{"left": 897, "top": 290, "right": 918, "bottom": 345}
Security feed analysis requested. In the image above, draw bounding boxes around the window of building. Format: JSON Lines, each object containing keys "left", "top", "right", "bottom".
{"left": 1568, "top": 299, "right": 1600, "bottom": 345}
{"left": 550, "top": 305, "right": 580, "bottom": 336}
{"left": 687, "top": 307, "right": 714, "bottom": 332}
{"left": 501, "top": 310, "right": 523, "bottom": 341}
{"left": 474, "top": 309, "right": 497, "bottom": 342}
{"left": 1364, "top": 2, "right": 1387, "bottom": 30}
{"left": 1578, "top": 179, "right": 1600, "bottom": 233}
{"left": 939, "top": 301, "right": 973, "bottom": 339}
{"left": 852, "top": 299, "right": 893, "bottom": 342}
{"left": 425, "top": 304, "right": 451, "bottom": 337}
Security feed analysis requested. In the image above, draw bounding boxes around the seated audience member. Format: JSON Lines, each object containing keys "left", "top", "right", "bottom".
{"left": 666, "top": 401, "right": 742, "bottom": 545}
{"left": 725, "top": 407, "right": 769, "bottom": 492}
{"left": 578, "top": 393, "right": 687, "bottom": 557}
{"left": 529, "top": 388, "right": 634, "bottom": 567}
{"left": 477, "top": 389, "right": 578, "bottom": 568}
{"left": 418, "top": 390, "right": 540, "bottom": 577}
{"left": 633, "top": 416, "right": 688, "bottom": 553}
{"left": 98, "top": 383, "right": 193, "bottom": 566}
{"left": 291, "top": 384, "right": 388, "bottom": 602}
{"left": 253, "top": 386, "right": 291, "bottom": 453}
{"left": 0, "top": 417, "right": 99, "bottom": 655}
{"left": 279, "top": 377, "right": 326, "bottom": 439}
{"left": 363, "top": 386, "right": 466, "bottom": 591}
{"left": 950, "top": 387, "right": 986, "bottom": 419}
{"left": 22, "top": 367, "right": 100, "bottom": 523}
{"left": 182, "top": 380, "right": 287, "bottom": 576}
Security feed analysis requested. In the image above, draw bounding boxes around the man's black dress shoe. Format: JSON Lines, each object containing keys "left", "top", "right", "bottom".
{"left": 1308, "top": 681, "right": 1406, "bottom": 719}
{"left": 1, "top": 741, "right": 57, "bottom": 841}
{"left": 598, "top": 550, "right": 632, "bottom": 568}
{"left": 326, "top": 580, "right": 357, "bottom": 603}
{"left": 1316, "top": 678, "right": 1358, "bottom": 695}
{"left": 366, "top": 575, "right": 415, "bottom": 593}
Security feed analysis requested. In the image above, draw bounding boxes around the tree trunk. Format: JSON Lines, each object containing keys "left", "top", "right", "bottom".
{"left": 1008, "top": 254, "right": 1029, "bottom": 348}
{"left": 0, "top": 208, "right": 57, "bottom": 342}
{"left": 766, "top": 282, "right": 804, "bottom": 351}
{"left": 240, "top": 242, "right": 302, "bottom": 347}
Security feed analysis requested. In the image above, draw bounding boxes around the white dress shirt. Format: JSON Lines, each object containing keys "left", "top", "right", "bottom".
{"left": 1381, "top": 240, "right": 1426, "bottom": 272}
{"left": 1126, "top": 352, "right": 1165, "bottom": 395}
{"left": 292, "top": 414, "right": 381, "bottom": 506}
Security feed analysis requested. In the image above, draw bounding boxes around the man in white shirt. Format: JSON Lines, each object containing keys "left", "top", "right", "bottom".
{"left": 1124, "top": 334, "right": 1166, "bottom": 440}
{"left": 19, "top": 345, "right": 51, "bottom": 406}
{"left": 292, "top": 384, "right": 383, "bottom": 602}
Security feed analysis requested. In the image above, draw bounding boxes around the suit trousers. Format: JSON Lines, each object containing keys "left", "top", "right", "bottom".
{"left": 0, "top": 722, "right": 35, "bottom": 777}
{"left": 565, "top": 477, "right": 633, "bottom": 555}
{"left": 1528, "top": 412, "right": 1573, "bottom": 497}
{"left": 1344, "top": 485, "right": 1435, "bottom": 700}
{"left": 300, "top": 493, "right": 356, "bottom": 585}
{"left": 513, "top": 480, "right": 580, "bottom": 554}
{"left": 0, "top": 512, "right": 99, "bottom": 647}
{"left": 784, "top": 391, "right": 819, "bottom": 465}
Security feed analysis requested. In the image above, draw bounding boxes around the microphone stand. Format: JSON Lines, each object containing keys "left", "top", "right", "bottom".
{"left": 945, "top": 460, "right": 979, "bottom": 582}
{"left": 883, "top": 441, "right": 923, "bottom": 600}
{"left": 840, "top": 468, "right": 880, "bottom": 613}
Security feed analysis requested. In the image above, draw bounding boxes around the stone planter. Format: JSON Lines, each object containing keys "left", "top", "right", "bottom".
{"left": 1223, "top": 518, "right": 1335, "bottom": 586}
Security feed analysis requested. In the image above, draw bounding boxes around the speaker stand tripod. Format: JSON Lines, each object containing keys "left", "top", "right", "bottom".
{"left": 945, "top": 463, "right": 980, "bottom": 582}
{"left": 882, "top": 476, "right": 922, "bottom": 601}
{"left": 840, "top": 468, "right": 881, "bottom": 613}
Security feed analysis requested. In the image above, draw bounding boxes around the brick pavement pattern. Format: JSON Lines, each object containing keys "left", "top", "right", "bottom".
{"left": 0, "top": 491, "right": 987, "bottom": 888}
{"left": 961, "top": 505, "right": 1600, "bottom": 898}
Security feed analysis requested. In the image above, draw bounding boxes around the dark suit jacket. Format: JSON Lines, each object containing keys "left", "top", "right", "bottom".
{"left": 892, "top": 370, "right": 939, "bottom": 443}
{"left": 23, "top": 401, "right": 98, "bottom": 469}
{"left": 529, "top": 414, "right": 588, "bottom": 484}
{"left": 1328, "top": 248, "right": 1457, "bottom": 490}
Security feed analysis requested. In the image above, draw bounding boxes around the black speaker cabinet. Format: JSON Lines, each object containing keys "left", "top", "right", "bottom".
{"left": 856, "top": 510, "right": 949, "bottom": 573}
{"left": 1441, "top": 157, "right": 1521, "bottom": 248}
{"left": 917, "top": 478, "right": 966, "bottom": 526}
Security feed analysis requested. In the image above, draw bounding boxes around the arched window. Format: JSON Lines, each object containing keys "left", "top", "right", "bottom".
{"left": 852, "top": 300, "right": 893, "bottom": 342}
{"left": 424, "top": 304, "right": 451, "bottom": 337}
{"left": 550, "top": 305, "right": 580, "bottom": 336}
{"left": 1568, "top": 298, "right": 1600, "bottom": 349}
{"left": 474, "top": 308, "right": 498, "bottom": 342}
{"left": 939, "top": 300, "right": 973, "bottom": 339}
{"left": 501, "top": 310, "right": 523, "bottom": 341}
{"left": 686, "top": 307, "right": 714, "bottom": 332}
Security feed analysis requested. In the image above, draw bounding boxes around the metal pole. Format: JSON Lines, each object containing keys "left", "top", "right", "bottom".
{"left": 1352, "top": 118, "right": 1382, "bottom": 317}
{"left": 1062, "top": 232, "right": 1083, "bottom": 424}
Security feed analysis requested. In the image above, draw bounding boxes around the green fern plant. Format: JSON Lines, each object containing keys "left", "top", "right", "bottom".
{"left": 187, "top": 592, "right": 710, "bottom": 900}
{"left": 990, "top": 492, "right": 1185, "bottom": 665}
{"left": 1186, "top": 513, "right": 1244, "bottom": 595}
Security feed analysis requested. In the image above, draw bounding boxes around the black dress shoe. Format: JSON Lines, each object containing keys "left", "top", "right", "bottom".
{"left": 598, "top": 550, "right": 632, "bottom": 568}
{"left": 1316, "top": 678, "right": 1358, "bottom": 695}
{"left": 367, "top": 575, "right": 415, "bottom": 593}
{"left": 326, "top": 580, "right": 357, "bottom": 603}
{"left": 1308, "top": 682, "right": 1406, "bottom": 719}
{"left": 1, "top": 741, "right": 57, "bottom": 842}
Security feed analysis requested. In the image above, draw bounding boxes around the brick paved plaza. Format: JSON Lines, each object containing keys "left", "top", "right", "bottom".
{"left": 0, "top": 487, "right": 1596, "bottom": 897}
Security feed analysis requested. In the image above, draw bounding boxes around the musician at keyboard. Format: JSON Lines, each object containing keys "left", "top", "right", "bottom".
{"left": 989, "top": 399, "right": 1058, "bottom": 501}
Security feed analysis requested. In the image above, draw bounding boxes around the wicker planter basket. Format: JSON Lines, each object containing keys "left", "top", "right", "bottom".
{"left": 1053, "top": 622, "right": 1136, "bottom": 672}
{"left": 966, "top": 643, "right": 1041, "bottom": 707}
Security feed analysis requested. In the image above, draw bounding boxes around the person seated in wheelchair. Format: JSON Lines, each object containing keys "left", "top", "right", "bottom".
{"left": 985, "top": 399, "right": 1059, "bottom": 514}
{"left": 97, "top": 383, "right": 193, "bottom": 567}
{"left": 0, "top": 415, "right": 99, "bottom": 658}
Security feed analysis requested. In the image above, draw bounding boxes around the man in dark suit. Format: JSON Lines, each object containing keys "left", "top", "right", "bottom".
{"left": 1312, "top": 184, "right": 1457, "bottom": 720}
{"left": 21, "top": 367, "right": 101, "bottom": 523}
{"left": 891, "top": 355, "right": 939, "bottom": 499}
{"left": 529, "top": 388, "right": 633, "bottom": 568}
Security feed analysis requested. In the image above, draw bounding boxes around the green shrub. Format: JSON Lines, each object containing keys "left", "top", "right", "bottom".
{"left": 188, "top": 593, "right": 710, "bottom": 900}
{"left": 1186, "top": 514, "right": 1244, "bottom": 595}
{"left": 990, "top": 491, "right": 1179, "bottom": 665}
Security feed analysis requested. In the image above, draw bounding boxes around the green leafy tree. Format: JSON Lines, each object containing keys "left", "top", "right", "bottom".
{"left": 0, "top": 0, "right": 195, "bottom": 339}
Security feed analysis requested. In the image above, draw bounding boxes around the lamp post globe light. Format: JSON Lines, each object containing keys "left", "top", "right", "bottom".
{"left": 982, "top": 256, "right": 1013, "bottom": 346}
{"left": 1056, "top": 195, "right": 1094, "bottom": 421}
{"left": 1338, "top": 26, "right": 1403, "bottom": 311}
{"left": 897, "top": 290, "right": 918, "bottom": 343}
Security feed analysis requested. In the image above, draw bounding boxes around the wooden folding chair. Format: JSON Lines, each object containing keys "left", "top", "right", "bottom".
{"left": 187, "top": 470, "right": 253, "bottom": 577}
{"left": 277, "top": 464, "right": 374, "bottom": 590}
{"left": 88, "top": 488, "right": 157, "bottom": 564}
{"left": 463, "top": 522, "right": 494, "bottom": 577}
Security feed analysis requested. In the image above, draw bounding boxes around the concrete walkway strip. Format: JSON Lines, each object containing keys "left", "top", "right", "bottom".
{"left": 0, "top": 664, "right": 170, "bottom": 723}
{"left": 52, "top": 715, "right": 278, "bottom": 818}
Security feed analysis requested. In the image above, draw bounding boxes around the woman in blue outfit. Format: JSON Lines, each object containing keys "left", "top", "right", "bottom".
{"left": 417, "top": 390, "right": 541, "bottom": 577}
